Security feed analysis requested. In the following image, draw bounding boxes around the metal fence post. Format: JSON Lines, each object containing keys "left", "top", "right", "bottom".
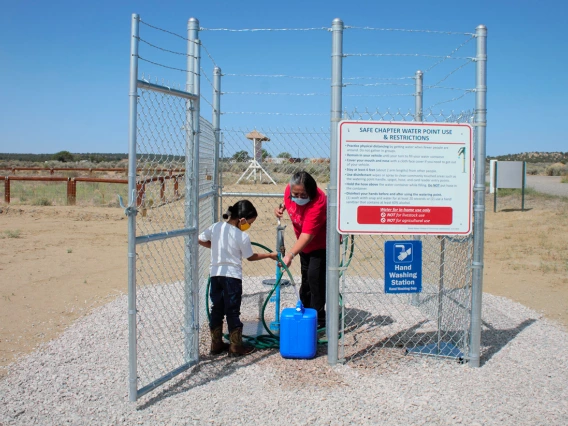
{"left": 127, "top": 13, "right": 140, "bottom": 402}
{"left": 414, "top": 70, "right": 423, "bottom": 121}
{"left": 411, "top": 69, "right": 424, "bottom": 307}
{"left": 469, "top": 24, "right": 487, "bottom": 368}
{"left": 327, "top": 17, "right": 343, "bottom": 366}
{"left": 212, "top": 66, "right": 222, "bottom": 222}
{"left": 185, "top": 17, "right": 200, "bottom": 364}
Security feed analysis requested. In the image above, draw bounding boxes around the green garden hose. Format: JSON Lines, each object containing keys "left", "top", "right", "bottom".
{"left": 204, "top": 237, "right": 354, "bottom": 350}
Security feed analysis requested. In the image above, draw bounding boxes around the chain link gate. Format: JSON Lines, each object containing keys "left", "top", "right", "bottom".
{"left": 126, "top": 15, "right": 214, "bottom": 401}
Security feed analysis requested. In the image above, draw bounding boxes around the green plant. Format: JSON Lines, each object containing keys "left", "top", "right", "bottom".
{"left": 2, "top": 229, "right": 21, "bottom": 238}
{"left": 545, "top": 163, "right": 568, "bottom": 176}
{"left": 32, "top": 198, "right": 52, "bottom": 206}
{"left": 67, "top": 248, "right": 73, "bottom": 253}
{"left": 52, "top": 150, "right": 75, "bottom": 162}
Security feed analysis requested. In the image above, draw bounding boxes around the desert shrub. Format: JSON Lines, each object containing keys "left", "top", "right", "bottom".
{"left": 545, "top": 163, "right": 568, "bottom": 176}
{"left": 1, "top": 229, "right": 21, "bottom": 239}
{"left": 32, "top": 198, "right": 52, "bottom": 206}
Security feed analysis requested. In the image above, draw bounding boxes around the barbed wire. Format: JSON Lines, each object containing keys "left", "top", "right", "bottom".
{"left": 138, "top": 37, "right": 196, "bottom": 58}
{"left": 137, "top": 56, "right": 197, "bottom": 75}
{"left": 222, "top": 111, "right": 328, "bottom": 116}
{"left": 223, "top": 73, "right": 329, "bottom": 80}
{"left": 200, "top": 43, "right": 218, "bottom": 68}
{"left": 344, "top": 93, "right": 414, "bottom": 97}
{"left": 222, "top": 91, "right": 328, "bottom": 96}
{"left": 345, "top": 76, "right": 414, "bottom": 81}
{"left": 201, "top": 68, "right": 215, "bottom": 88}
{"left": 424, "top": 85, "right": 472, "bottom": 91}
{"left": 138, "top": 18, "right": 217, "bottom": 66}
{"left": 139, "top": 18, "right": 199, "bottom": 44}
{"left": 345, "top": 26, "right": 475, "bottom": 36}
{"left": 426, "top": 90, "right": 474, "bottom": 109}
{"left": 200, "top": 95, "right": 214, "bottom": 109}
{"left": 345, "top": 53, "right": 472, "bottom": 60}
{"left": 344, "top": 82, "right": 415, "bottom": 87}
{"left": 200, "top": 27, "right": 329, "bottom": 32}
{"left": 422, "top": 36, "right": 475, "bottom": 74}
{"left": 428, "top": 60, "right": 474, "bottom": 88}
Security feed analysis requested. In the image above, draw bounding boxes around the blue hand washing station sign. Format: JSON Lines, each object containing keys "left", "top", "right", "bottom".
{"left": 384, "top": 241, "right": 422, "bottom": 293}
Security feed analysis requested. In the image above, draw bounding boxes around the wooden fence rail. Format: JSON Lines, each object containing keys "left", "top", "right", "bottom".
{"left": 3, "top": 174, "right": 183, "bottom": 206}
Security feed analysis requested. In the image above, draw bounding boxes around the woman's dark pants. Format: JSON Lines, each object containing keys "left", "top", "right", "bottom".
{"left": 299, "top": 249, "right": 326, "bottom": 327}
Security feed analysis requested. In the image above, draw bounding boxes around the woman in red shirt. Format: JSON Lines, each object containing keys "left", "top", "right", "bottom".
{"left": 274, "top": 171, "right": 327, "bottom": 328}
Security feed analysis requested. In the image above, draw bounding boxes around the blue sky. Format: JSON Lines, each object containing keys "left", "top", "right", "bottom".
{"left": 1, "top": 0, "right": 566, "bottom": 156}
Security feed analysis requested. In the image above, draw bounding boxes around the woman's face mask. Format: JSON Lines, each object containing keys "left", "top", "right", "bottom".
{"left": 291, "top": 197, "right": 311, "bottom": 206}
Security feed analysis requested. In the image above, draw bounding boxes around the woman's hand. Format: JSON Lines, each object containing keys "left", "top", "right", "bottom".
{"left": 282, "top": 253, "right": 293, "bottom": 267}
{"left": 274, "top": 202, "right": 285, "bottom": 219}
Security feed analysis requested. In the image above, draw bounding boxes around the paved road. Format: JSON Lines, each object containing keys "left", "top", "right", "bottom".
{"left": 525, "top": 175, "right": 568, "bottom": 198}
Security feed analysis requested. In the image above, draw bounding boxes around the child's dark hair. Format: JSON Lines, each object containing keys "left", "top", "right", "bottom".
{"left": 222, "top": 200, "right": 258, "bottom": 221}
{"left": 289, "top": 171, "right": 318, "bottom": 199}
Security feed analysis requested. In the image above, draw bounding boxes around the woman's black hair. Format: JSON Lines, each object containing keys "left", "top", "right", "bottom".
{"left": 289, "top": 171, "right": 318, "bottom": 199}
{"left": 222, "top": 199, "right": 258, "bottom": 221}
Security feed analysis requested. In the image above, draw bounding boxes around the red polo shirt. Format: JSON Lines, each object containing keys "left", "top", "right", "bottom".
{"left": 283, "top": 184, "right": 327, "bottom": 253}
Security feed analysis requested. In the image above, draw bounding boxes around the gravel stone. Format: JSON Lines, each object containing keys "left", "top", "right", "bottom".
{"left": 0, "top": 293, "right": 567, "bottom": 425}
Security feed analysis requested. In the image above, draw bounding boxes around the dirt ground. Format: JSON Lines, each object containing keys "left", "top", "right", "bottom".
{"left": 0, "top": 191, "right": 567, "bottom": 378}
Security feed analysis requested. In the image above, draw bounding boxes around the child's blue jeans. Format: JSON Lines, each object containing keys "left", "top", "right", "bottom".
{"left": 209, "top": 276, "right": 243, "bottom": 332}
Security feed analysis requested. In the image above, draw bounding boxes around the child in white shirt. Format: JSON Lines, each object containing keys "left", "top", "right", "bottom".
{"left": 199, "top": 200, "right": 277, "bottom": 356}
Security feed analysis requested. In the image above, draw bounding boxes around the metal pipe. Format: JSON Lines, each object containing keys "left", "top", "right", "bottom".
{"left": 199, "top": 189, "right": 216, "bottom": 200}
{"left": 414, "top": 70, "right": 423, "bottom": 121}
{"left": 137, "top": 80, "right": 198, "bottom": 100}
{"left": 127, "top": 13, "right": 140, "bottom": 402}
{"left": 411, "top": 69, "right": 424, "bottom": 307}
{"left": 184, "top": 18, "right": 201, "bottom": 366}
{"left": 469, "top": 24, "right": 487, "bottom": 368}
{"left": 136, "top": 360, "right": 197, "bottom": 399}
{"left": 327, "top": 17, "right": 343, "bottom": 366}
{"left": 437, "top": 238, "right": 445, "bottom": 353}
{"left": 191, "top": 36, "right": 201, "bottom": 363}
{"left": 221, "top": 192, "right": 283, "bottom": 198}
{"left": 135, "top": 227, "right": 197, "bottom": 245}
{"left": 212, "top": 67, "right": 222, "bottom": 222}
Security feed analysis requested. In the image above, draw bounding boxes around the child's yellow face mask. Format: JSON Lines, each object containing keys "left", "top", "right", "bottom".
{"left": 239, "top": 219, "right": 251, "bottom": 232}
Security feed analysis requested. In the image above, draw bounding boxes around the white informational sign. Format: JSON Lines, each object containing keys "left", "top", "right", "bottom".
{"left": 495, "top": 161, "right": 525, "bottom": 189}
{"left": 337, "top": 121, "right": 473, "bottom": 235}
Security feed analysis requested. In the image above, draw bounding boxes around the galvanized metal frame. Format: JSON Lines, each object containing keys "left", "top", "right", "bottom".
{"left": 127, "top": 14, "right": 202, "bottom": 402}
{"left": 126, "top": 15, "right": 488, "bottom": 403}
{"left": 327, "top": 21, "right": 487, "bottom": 367}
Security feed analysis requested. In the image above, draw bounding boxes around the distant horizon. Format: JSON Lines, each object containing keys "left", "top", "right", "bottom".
{"left": 1, "top": 150, "right": 567, "bottom": 158}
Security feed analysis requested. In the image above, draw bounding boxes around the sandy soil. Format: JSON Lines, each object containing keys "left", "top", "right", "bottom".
{"left": 0, "top": 191, "right": 567, "bottom": 378}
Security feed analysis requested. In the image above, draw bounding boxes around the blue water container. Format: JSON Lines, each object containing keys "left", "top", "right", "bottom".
{"left": 280, "top": 301, "right": 317, "bottom": 359}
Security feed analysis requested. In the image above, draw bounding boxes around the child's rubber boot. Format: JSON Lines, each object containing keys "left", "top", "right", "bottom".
{"left": 228, "top": 327, "right": 255, "bottom": 357}
{"left": 210, "top": 326, "right": 230, "bottom": 355}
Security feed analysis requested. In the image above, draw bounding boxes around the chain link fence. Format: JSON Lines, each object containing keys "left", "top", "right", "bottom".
{"left": 126, "top": 13, "right": 487, "bottom": 401}
{"left": 218, "top": 127, "right": 330, "bottom": 337}
{"left": 338, "top": 109, "right": 474, "bottom": 364}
